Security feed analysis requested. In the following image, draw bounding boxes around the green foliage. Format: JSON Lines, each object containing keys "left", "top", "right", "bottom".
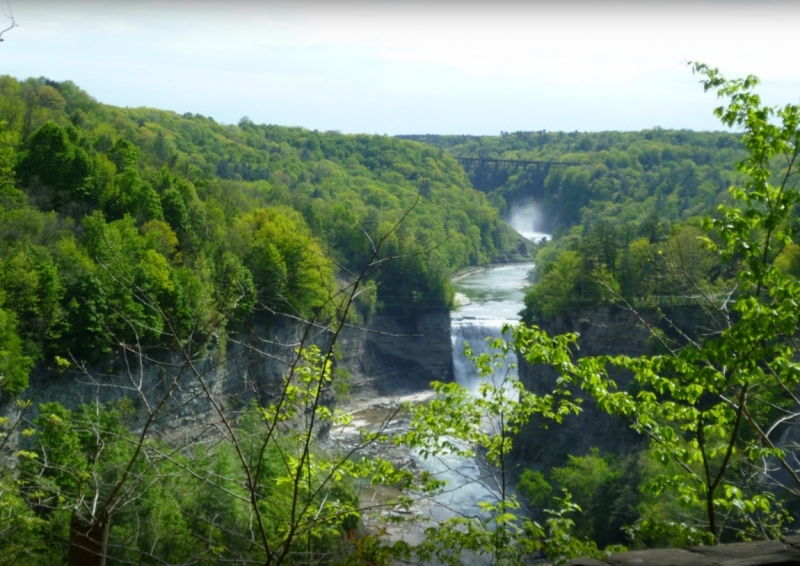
{"left": 0, "top": 74, "right": 524, "bottom": 383}
{"left": 233, "top": 207, "right": 334, "bottom": 318}
{"left": 4, "top": 369, "right": 428, "bottom": 565}
{"left": 393, "top": 333, "right": 617, "bottom": 565}
{"left": 0, "top": 245, "right": 65, "bottom": 360}
{"left": 522, "top": 220, "right": 727, "bottom": 321}
{"left": 435, "top": 67, "right": 800, "bottom": 552}
{"left": 510, "top": 64, "right": 800, "bottom": 546}
{"left": 0, "top": 294, "right": 32, "bottom": 394}
{"left": 0, "top": 472, "right": 55, "bottom": 564}
{"left": 16, "top": 122, "right": 92, "bottom": 206}
{"left": 5, "top": 63, "right": 800, "bottom": 565}
{"left": 517, "top": 469, "right": 552, "bottom": 508}
{"left": 521, "top": 449, "right": 695, "bottom": 549}
{"left": 774, "top": 243, "right": 800, "bottom": 279}
{"left": 403, "top": 128, "right": 745, "bottom": 230}
{"left": 550, "top": 449, "right": 614, "bottom": 508}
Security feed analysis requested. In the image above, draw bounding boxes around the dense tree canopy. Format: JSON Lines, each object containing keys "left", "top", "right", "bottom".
{"left": 3, "top": 60, "right": 800, "bottom": 566}
{"left": 401, "top": 129, "right": 746, "bottom": 229}
{"left": 0, "top": 75, "right": 527, "bottom": 394}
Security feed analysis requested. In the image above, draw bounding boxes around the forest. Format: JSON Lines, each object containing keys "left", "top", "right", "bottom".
{"left": 399, "top": 127, "right": 746, "bottom": 228}
{"left": 478, "top": 67, "right": 800, "bottom": 557}
{"left": 3, "top": 63, "right": 800, "bottom": 566}
{"left": 0, "top": 75, "right": 528, "bottom": 396}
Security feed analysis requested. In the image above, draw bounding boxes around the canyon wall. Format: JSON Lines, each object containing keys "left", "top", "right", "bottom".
{"left": 1, "top": 309, "right": 453, "bottom": 449}
{"left": 338, "top": 307, "right": 454, "bottom": 396}
{"left": 515, "top": 305, "right": 714, "bottom": 469}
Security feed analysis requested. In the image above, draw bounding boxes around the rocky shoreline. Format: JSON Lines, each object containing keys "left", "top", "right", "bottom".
{"left": 324, "top": 389, "right": 439, "bottom": 546}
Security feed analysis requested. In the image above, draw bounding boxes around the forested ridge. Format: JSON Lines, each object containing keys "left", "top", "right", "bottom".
{"left": 5, "top": 64, "right": 800, "bottom": 566}
{"left": 404, "top": 104, "right": 800, "bottom": 554}
{"left": 0, "top": 75, "right": 526, "bottom": 396}
{"left": 399, "top": 130, "right": 763, "bottom": 318}
{"left": 400, "top": 129, "right": 745, "bottom": 228}
{"left": 498, "top": 126, "right": 800, "bottom": 320}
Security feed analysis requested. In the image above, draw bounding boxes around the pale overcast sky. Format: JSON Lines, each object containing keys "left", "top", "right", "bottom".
{"left": 2, "top": 0, "right": 799, "bottom": 135}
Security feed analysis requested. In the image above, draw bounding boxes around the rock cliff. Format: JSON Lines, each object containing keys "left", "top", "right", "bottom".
{"left": 338, "top": 307, "right": 454, "bottom": 396}
{"left": 514, "top": 305, "right": 711, "bottom": 468}
{"left": 1, "top": 309, "right": 453, "bottom": 448}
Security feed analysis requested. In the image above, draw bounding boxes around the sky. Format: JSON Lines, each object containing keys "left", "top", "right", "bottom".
{"left": 2, "top": 0, "right": 799, "bottom": 135}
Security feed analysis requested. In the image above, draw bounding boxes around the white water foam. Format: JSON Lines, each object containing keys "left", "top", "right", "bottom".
{"left": 507, "top": 201, "right": 550, "bottom": 243}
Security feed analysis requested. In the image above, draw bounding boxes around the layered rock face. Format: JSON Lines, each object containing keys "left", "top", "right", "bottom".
{"left": 3, "top": 315, "right": 313, "bottom": 448}
{"left": 337, "top": 307, "right": 454, "bottom": 396}
{"left": 514, "top": 305, "right": 713, "bottom": 468}
{"left": 1, "top": 309, "right": 453, "bottom": 447}
{"left": 566, "top": 535, "right": 800, "bottom": 566}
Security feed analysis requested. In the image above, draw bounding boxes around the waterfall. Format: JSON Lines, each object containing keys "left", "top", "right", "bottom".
{"left": 451, "top": 320, "right": 517, "bottom": 394}
{"left": 412, "top": 264, "right": 536, "bottom": 519}
{"left": 431, "top": 317, "right": 519, "bottom": 525}
{"left": 506, "top": 201, "right": 551, "bottom": 243}
{"left": 450, "top": 263, "right": 533, "bottom": 394}
{"left": 335, "top": 261, "right": 546, "bottom": 563}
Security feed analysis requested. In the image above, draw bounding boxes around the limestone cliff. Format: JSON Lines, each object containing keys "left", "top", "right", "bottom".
{"left": 1, "top": 309, "right": 453, "bottom": 449}
{"left": 515, "top": 305, "right": 711, "bottom": 469}
{"left": 338, "top": 307, "right": 454, "bottom": 396}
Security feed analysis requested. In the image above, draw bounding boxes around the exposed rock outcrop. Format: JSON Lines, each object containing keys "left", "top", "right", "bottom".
{"left": 337, "top": 308, "right": 454, "bottom": 396}
{"left": 1, "top": 309, "right": 453, "bottom": 449}
{"left": 514, "top": 305, "right": 714, "bottom": 469}
{"left": 567, "top": 534, "right": 800, "bottom": 566}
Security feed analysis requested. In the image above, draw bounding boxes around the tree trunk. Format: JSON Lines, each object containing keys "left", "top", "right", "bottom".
{"left": 68, "top": 509, "right": 109, "bottom": 566}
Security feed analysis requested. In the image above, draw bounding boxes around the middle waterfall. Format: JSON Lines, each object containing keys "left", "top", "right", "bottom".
{"left": 451, "top": 263, "right": 534, "bottom": 392}
{"left": 408, "top": 263, "right": 537, "bottom": 526}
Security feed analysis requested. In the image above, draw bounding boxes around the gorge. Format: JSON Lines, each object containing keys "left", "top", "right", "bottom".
{"left": 4, "top": 67, "right": 800, "bottom": 565}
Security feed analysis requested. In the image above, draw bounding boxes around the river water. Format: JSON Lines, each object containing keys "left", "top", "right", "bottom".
{"left": 411, "top": 227, "right": 551, "bottom": 528}
{"left": 393, "top": 262, "right": 536, "bottom": 540}
{"left": 332, "top": 230, "right": 549, "bottom": 560}
{"left": 452, "top": 262, "right": 534, "bottom": 393}
{"left": 421, "top": 259, "right": 543, "bottom": 521}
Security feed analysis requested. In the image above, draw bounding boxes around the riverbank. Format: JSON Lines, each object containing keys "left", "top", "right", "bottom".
{"left": 324, "top": 389, "right": 438, "bottom": 547}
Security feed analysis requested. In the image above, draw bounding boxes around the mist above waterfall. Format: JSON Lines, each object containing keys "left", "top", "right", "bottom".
{"left": 506, "top": 202, "right": 550, "bottom": 243}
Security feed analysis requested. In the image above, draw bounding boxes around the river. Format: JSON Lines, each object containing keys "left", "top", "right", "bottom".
{"left": 452, "top": 262, "right": 535, "bottom": 393}
{"left": 329, "top": 226, "right": 549, "bottom": 561}
{"left": 411, "top": 262, "right": 538, "bottom": 535}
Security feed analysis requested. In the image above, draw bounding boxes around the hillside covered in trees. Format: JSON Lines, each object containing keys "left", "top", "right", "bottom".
{"left": 401, "top": 129, "right": 745, "bottom": 229}
{"left": 0, "top": 76, "right": 527, "bottom": 396}
{"left": 401, "top": 127, "right": 794, "bottom": 322}
{"left": 400, "top": 130, "right": 765, "bottom": 319}
{"left": 6, "top": 63, "right": 800, "bottom": 566}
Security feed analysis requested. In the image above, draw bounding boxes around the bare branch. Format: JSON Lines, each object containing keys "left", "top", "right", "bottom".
{"left": 0, "top": 1, "right": 17, "bottom": 41}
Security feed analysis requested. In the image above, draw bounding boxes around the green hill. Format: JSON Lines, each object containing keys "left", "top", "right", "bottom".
{"left": 0, "top": 76, "right": 527, "bottom": 394}
{"left": 399, "top": 130, "right": 746, "bottom": 229}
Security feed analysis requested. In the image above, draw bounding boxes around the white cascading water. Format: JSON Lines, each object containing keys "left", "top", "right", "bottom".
{"left": 403, "top": 264, "right": 536, "bottom": 566}
{"left": 336, "top": 209, "right": 548, "bottom": 563}
{"left": 407, "top": 207, "right": 549, "bottom": 563}
{"left": 506, "top": 201, "right": 551, "bottom": 245}
{"left": 415, "top": 261, "right": 541, "bottom": 527}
